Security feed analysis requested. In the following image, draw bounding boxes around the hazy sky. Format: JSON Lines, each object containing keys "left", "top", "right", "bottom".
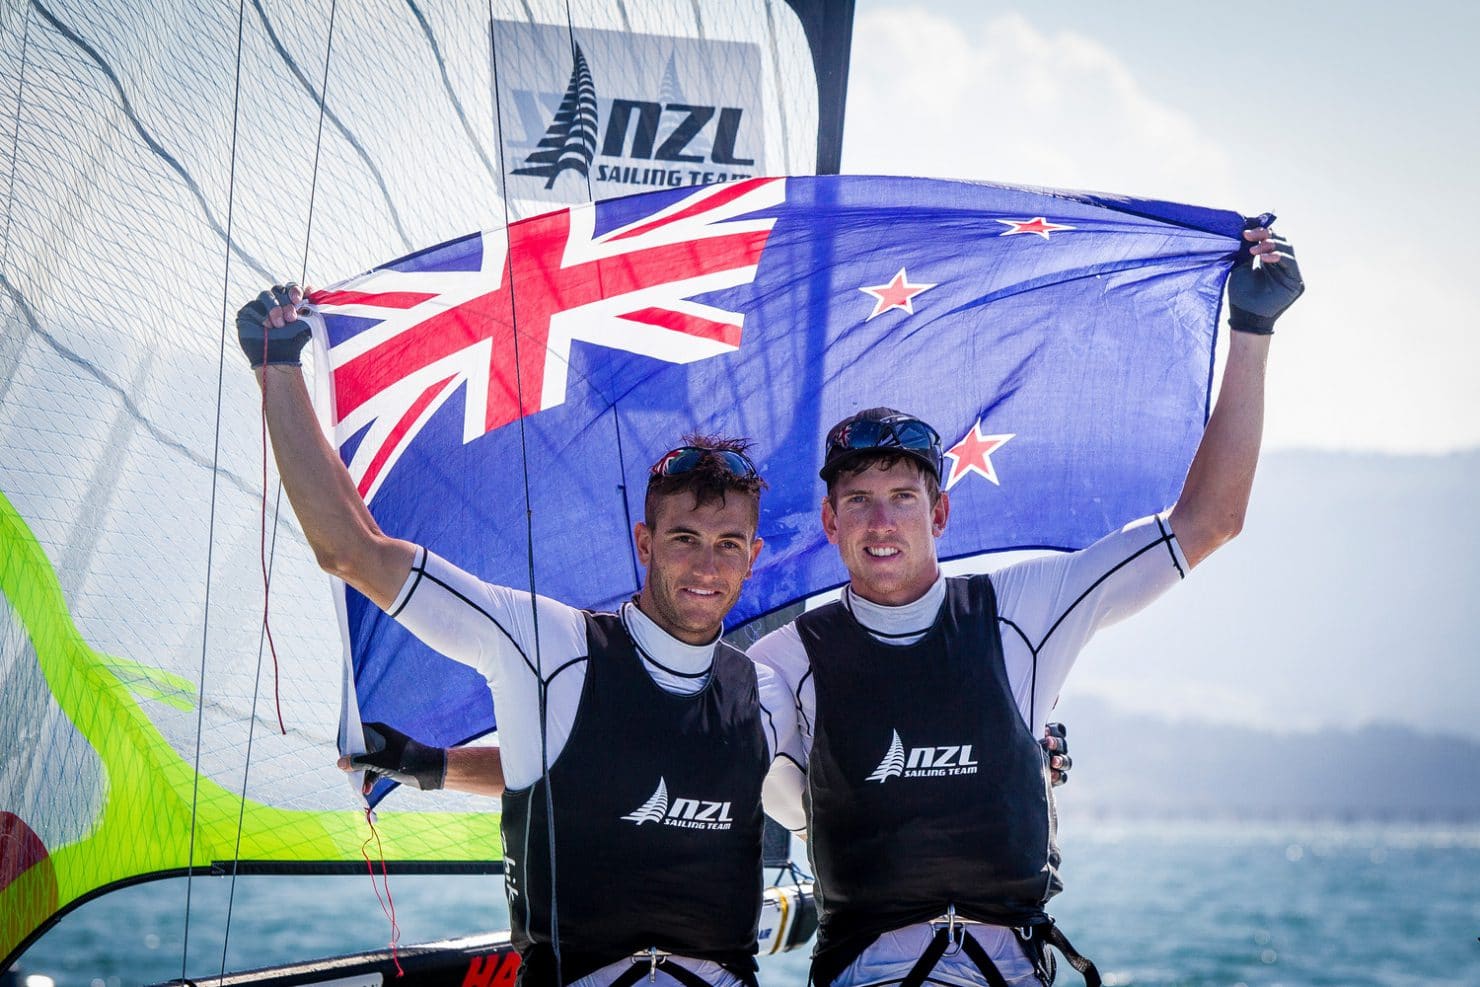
{"left": 843, "top": 1, "right": 1480, "bottom": 454}
{"left": 838, "top": 3, "right": 1479, "bottom": 740}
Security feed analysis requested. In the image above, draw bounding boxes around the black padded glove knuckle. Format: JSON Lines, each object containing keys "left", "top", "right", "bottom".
{"left": 235, "top": 281, "right": 311, "bottom": 368}
{"left": 350, "top": 721, "right": 445, "bottom": 791}
{"left": 1228, "top": 237, "right": 1306, "bottom": 335}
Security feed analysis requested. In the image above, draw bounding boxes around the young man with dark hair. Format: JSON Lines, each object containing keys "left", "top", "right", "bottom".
{"left": 237, "top": 286, "right": 801, "bottom": 987}
{"left": 751, "top": 229, "right": 1304, "bottom": 986}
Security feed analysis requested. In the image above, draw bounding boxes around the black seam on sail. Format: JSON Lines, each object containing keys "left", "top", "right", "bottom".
{"left": 28, "top": 0, "right": 276, "bottom": 282}
{"left": 0, "top": 863, "right": 453, "bottom": 975}
{"left": 180, "top": 0, "right": 250, "bottom": 977}
{"left": 403, "top": 0, "right": 500, "bottom": 182}
{"left": 245, "top": 0, "right": 416, "bottom": 253}
{"left": 0, "top": 274, "right": 271, "bottom": 505}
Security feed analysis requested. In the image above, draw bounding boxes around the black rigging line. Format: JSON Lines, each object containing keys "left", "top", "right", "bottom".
{"left": 558, "top": 2, "right": 642, "bottom": 595}
{"left": 181, "top": 0, "right": 249, "bottom": 978}
{"left": 246, "top": 0, "right": 416, "bottom": 253}
{"left": 214, "top": 1, "right": 341, "bottom": 979}
{"left": 489, "top": 7, "right": 564, "bottom": 981}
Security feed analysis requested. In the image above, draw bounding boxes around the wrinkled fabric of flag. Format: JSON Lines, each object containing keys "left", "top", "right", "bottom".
{"left": 304, "top": 175, "right": 1244, "bottom": 796}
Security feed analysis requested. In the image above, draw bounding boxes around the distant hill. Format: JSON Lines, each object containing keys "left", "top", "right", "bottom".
{"left": 1054, "top": 448, "right": 1480, "bottom": 742}
{"left": 1050, "top": 696, "right": 1480, "bottom": 822}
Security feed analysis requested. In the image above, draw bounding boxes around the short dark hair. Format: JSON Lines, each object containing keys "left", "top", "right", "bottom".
{"left": 644, "top": 434, "right": 767, "bottom": 531}
{"left": 826, "top": 452, "right": 942, "bottom": 507}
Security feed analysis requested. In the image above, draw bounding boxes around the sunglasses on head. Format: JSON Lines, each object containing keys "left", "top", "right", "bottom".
{"left": 825, "top": 415, "right": 942, "bottom": 469}
{"left": 649, "top": 446, "right": 758, "bottom": 481}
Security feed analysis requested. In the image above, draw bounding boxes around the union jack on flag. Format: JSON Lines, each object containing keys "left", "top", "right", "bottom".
{"left": 308, "top": 176, "right": 1249, "bottom": 782}
{"left": 309, "top": 178, "right": 783, "bottom": 502}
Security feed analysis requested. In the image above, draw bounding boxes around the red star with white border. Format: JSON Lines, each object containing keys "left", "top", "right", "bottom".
{"left": 996, "top": 217, "right": 1075, "bottom": 239}
{"left": 944, "top": 421, "right": 1014, "bottom": 490}
{"left": 859, "top": 268, "right": 936, "bottom": 320}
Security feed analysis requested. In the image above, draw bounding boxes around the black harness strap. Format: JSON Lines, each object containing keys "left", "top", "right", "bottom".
{"left": 1018, "top": 922, "right": 1102, "bottom": 987}
{"left": 958, "top": 930, "right": 1012, "bottom": 987}
{"left": 894, "top": 926, "right": 1012, "bottom": 987}
{"left": 608, "top": 957, "right": 754, "bottom": 987}
{"left": 897, "top": 928, "right": 951, "bottom": 987}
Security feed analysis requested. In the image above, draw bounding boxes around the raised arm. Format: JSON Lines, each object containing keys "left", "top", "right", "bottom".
{"left": 238, "top": 284, "right": 415, "bottom": 608}
{"left": 1169, "top": 228, "right": 1304, "bottom": 568}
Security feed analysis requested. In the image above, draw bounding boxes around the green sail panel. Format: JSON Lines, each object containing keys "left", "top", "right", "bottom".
{"left": 1, "top": 491, "right": 504, "bottom": 964}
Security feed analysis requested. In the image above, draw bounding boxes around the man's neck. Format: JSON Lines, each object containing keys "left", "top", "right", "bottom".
{"left": 844, "top": 573, "right": 947, "bottom": 644}
{"left": 623, "top": 600, "right": 717, "bottom": 695}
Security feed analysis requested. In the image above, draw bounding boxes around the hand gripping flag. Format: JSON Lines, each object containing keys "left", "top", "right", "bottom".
{"left": 303, "top": 176, "right": 1245, "bottom": 785}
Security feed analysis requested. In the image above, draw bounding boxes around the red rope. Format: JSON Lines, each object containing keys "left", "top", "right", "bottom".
{"left": 259, "top": 336, "right": 287, "bottom": 734}
{"left": 361, "top": 807, "right": 405, "bottom": 976}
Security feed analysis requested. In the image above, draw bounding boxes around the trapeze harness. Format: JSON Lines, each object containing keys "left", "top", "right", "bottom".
{"left": 501, "top": 611, "right": 769, "bottom": 987}
{"left": 799, "top": 575, "right": 1101, "bottom": 987}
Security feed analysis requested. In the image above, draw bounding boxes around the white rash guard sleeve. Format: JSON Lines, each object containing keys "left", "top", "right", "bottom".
{"left": 388, "top": 548, "right": 796, "bottom": 790}
{"left": 386, "top": 547, "right": 590, "bottom": 792}
{"left": 747, "top": 514, "right": 1189, "bottom": 987}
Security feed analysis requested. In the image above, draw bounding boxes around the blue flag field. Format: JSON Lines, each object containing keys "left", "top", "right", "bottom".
{"left": 303, "top": 175, "right": 1245, "bottom": 779}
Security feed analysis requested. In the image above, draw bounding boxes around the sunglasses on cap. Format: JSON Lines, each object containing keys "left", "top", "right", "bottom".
{"left": 822, "top": 414, "right": 943, "bottom": 481}
{"left": 649, "top": 446, "right": 759, "bottom": 481}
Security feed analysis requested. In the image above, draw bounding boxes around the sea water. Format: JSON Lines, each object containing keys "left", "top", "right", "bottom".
{"left": 12, "top": 820, "right": 1479, "bottom": 986}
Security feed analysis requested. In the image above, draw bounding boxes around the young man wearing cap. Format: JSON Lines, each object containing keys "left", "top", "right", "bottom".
{"left": 750, "top": 229, "right": 1305, "bottom": 986}
{"left": 237, "top": 285, "right": 804, "bottom": 987}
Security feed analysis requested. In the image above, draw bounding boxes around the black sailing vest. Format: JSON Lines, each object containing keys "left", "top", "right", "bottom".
{"left": 501, "top": 611, "right": 768, "bottom": 986}
{"left": 799, "top": 575, "right": 1060, "bottom": 985}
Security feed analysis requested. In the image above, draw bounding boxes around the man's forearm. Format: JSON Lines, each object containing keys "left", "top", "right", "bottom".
{"left": 1168, "top": 331, "right": 1271, "bottom": 568}
{"left": 258, "top": 364, "right": 413, "bottom": 607}
{"left": 445, "top": 746, "right": 507, "bottom": 797}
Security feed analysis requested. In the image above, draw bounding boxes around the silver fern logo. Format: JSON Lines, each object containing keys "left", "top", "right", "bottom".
{"left": 867, "top": 730, "right": 979, "bottom": 783}
{"left": 621, "top": 777, "right": 670, "bottom": 824}
{"left": 867, "top": 730, "right": 907, "bottom": 782}
{"left": 621, "top": 776, "right": 735, "bottom": 829}
{"left": 507, "top": 30, "right": 760, "bottom": 194}
{"left": 514, "top": 42, "right": 599, "bottom": 189}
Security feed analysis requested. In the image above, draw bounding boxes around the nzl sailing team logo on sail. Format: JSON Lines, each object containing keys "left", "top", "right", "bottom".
{"left": 622, "top": 777, "right": 735, "bottom": 830}
{"left": 867, "top": 730, "right": 980, "bottom": 783}
{"left": 505, "top": 26, "right": 765, "bottom": 193}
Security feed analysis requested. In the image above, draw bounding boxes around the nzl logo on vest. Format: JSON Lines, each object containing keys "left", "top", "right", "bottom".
{"left": 499, "top": 23, "right": 767, "bottom": 195}
{"left": 866, "top": 729, "right": 979, "bottom": 783}
{"left": 621, "top": 777, "right": 734, "bottom": 830}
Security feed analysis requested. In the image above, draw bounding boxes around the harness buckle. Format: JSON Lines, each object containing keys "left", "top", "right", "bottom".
{"left": 630, "top": 946, "right": 671, "bottom": 983}
{"left": 932, "top": 903, "right": 966, "bottom": 956}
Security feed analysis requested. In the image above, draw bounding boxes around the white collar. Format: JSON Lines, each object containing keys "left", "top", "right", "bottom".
{"left": 842, "top": 572, "right": 947, "bottom": 640}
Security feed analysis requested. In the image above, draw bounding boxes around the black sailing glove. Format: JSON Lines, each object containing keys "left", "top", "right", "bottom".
{"left": 1042, "top": 721, "right": 1072, "bottom": 788}
{"left": 348, "top": 722, "right": 447, "bottom": 792}
{"left": 236, "top": 283, "right": 312, "bottom": 367}
{"left": 1228, "top": 221, "right": 1306, "bottom": 335}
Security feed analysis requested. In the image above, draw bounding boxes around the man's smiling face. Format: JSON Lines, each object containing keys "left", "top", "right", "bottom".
{"left": 822, "top": 457, "right": 949, "bottom": 607}
{"left": 635, "top": 491, "right": 762, "bottom": 645}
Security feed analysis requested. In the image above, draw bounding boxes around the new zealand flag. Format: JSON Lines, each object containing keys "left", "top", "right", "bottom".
{"left": 306, "top": 175, "right": 1245, "bottom": 760}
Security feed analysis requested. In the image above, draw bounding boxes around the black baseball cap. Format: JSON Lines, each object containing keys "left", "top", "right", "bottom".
{"left": 819, "top": 408, "right": 943, "bottom": 484}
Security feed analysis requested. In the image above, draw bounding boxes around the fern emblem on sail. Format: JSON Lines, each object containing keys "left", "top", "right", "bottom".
{"left": 514, "top": 42, "right": 599, "bottom": 188}
{"left": 867, "top": 730, "right": 907, "bottom": 783}
{"left": 621, "top": 777, "right": 670, "bottom": 824}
